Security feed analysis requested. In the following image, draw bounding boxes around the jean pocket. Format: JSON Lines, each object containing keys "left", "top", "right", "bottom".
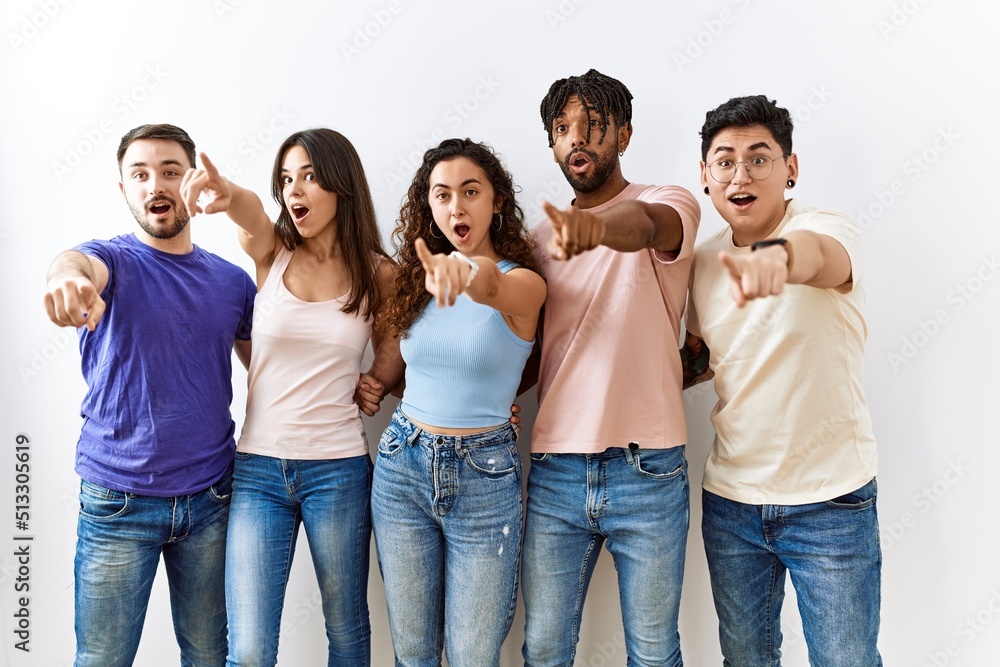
{"left": 825, "top": 478, "right": 877, "bottom": 510}
{"left": 208, "top": 470, "right": 234, "bottom": 502}
{"left": 79, "top": 481, "right": 130, "bottom": 521}
{"left": 632, "top": 447, "right": 686, "bottom": 481}
{"left": 465, "top": 441, "right": 519, "bottom": 476}
{"left": 377, "top": 424, "right": 405, "bottom": 458}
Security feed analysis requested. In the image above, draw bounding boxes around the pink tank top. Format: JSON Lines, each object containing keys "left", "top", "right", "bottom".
{"left": 238, "top": 247, "right": 375, "bottom": 459}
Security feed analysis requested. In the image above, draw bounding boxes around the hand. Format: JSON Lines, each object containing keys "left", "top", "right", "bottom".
{"left": 543, "top": 201, "right": 605, "bottom": 260}
{"left": 718, "top": 246, "right": 789, "bottom": 307}
{"left": 509, "top": 403, "right": 521, "bottom": 427}
{"left": 415, "top": 238, "right": 475, "bottom": 307}
{"left": 180, "top": 153, "right": 232, "bottom": 217}
{"left": 43, "top": 276, "right": 105, "bottom": 331}
{"left": 355, "top": 373, "right": 386, "bottom": 417}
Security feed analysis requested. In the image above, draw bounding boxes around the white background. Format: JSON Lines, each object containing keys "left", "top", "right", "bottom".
{"left": 2, "top": 1, "right": 999, "bottom": 665}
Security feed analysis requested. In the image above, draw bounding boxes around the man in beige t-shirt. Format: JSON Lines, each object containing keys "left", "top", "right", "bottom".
{"left": 685, "top": 95, "right": 881, "bottom": 666}
{"left": 521, "top": 69, "right": 699, "bottom": 667}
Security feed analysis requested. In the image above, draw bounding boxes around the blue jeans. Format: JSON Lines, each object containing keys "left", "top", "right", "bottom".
{"left": 702, "top": 478, "right": 883, "bottom": 667}
{"left": 522, "top": 446, "right": 690, "bottom": 667}
{"left": 74, "top": 472, "right": 232, "bottom": 667}
{"left": 371, "top": 406, "right": 523, "bottom": 667}
{"left": 225, "top": 452, "right": 373, "bottom": 667}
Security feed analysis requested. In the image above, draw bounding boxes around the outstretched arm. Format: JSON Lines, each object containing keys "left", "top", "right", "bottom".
{"left": 718, "top": 230, "right": 852, "bottom": 307}
{"left": 43, "top": 251, "right": 109, "bottom": 331}
{"left": 415, "top": 238, "right": 546, "bottom": 341}
{"left": 543, "top": 199, "right": 683, "bottom": 260}
{"left": 181, "top": 152, "right": 279, "bottom": 267}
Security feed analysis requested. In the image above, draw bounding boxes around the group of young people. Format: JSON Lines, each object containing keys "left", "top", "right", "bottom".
{"left": 44, "top": 68, "right": 882, "bottom": 667}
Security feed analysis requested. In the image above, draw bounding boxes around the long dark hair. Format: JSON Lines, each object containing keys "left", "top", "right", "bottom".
{"left": 384, "top": 138, "right": 538, "bottom": 336}
{"left": 269, "top": 128, "right": 388, "bottom": 318}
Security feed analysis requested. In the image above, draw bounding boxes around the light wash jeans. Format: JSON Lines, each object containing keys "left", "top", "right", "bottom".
{"left": 521, "top": 446, "right": 690, "bottom": 667}
{"left": 371, "top": 406, "right": 523, "bottom": 667}
{"left": 225, "top": 452, "right": 373, "bottom": 667}
{"left": 74, "top": 472, "right": 232, "bottom": 667}
{"left": 702, "top": 478, "right": 883, "bottom": 666}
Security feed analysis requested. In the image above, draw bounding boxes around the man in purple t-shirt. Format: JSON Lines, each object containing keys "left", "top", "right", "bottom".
{"left": 43, "top": 124, "right": 254, "bottom": 667}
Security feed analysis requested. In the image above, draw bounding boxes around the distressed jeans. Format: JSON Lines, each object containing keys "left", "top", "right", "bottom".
{"left": 371, "top": 406, "right": 523, "bottom": 667}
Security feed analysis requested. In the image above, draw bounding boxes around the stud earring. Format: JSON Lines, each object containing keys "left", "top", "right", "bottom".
{"left": 704, "top": 186, "right": 710, "bottom": 195}
{"left": 786, "top": 179, "right": 796, "bottom": 189}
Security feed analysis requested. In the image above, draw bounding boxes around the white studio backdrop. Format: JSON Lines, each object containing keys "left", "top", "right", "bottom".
{"left": 1, "top": 1, "right": 998, "bottom": 665}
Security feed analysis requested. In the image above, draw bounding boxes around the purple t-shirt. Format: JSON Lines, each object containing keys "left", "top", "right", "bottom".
{"left": 73, "top": 234, "right": 255, "bottom": 496}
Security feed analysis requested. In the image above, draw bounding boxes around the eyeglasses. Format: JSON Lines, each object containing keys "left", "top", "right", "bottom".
{"left": 707, "top": 154, "right": 789, "bottom": 183}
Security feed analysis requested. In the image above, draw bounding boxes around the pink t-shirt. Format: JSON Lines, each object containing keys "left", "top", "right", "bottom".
{"left": 531, "top": 183, "right": 700, "bottom": 453}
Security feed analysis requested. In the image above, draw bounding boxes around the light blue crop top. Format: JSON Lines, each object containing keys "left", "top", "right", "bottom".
{"left": 400, "top": 260, "right": 535, "bottom": 428}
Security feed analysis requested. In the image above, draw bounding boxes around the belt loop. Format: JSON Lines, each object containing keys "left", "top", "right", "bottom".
{"left": 405, "top": 425, "right": 422, "bottom": 447}
{"left": 624, "top": 442, "right": 639, "bottom": 464}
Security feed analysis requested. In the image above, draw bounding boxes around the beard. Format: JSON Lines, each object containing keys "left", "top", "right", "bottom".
{"left": 559, "top": 147, "right": 619, "bottom": 194}
{"left": 129, "top": 195, "right": 190, "bottom": 239}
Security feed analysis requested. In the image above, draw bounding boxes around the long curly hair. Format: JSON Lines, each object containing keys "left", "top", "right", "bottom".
{"left": 384, "top": 138, "right": 538, "bottom": 337}
{"left": 269, "top": 128, "right": 389, "bottom": 319}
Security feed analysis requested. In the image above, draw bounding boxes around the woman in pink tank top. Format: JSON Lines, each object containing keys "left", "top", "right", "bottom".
{"left": 181, "top": 128, "right": 390, "bottom": 666}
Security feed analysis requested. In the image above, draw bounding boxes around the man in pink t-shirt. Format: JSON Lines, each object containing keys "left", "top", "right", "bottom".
{"left": 521, "top": 69, "right": 699, "bottom": 667}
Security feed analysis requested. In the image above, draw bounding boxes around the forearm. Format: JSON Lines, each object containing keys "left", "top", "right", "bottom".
{"left": 227, "top": 184, "right": 274, "bottom": 246}
{"left": 680, "top": 333, "right": 713, "bottom": 389}
{"left": 600, "top": 200, "right": 683, "bottom": 253}
{"left": 47, "top": 251, "right": 95, "bottom": 285}
{"left": 781, "top": 230, "right": 851, "bottom": 289}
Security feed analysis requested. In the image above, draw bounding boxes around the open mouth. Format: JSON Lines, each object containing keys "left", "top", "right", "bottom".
{"left": 453, "top": 223, "right": 471, "bottom": 242}
{"left": 291, "top": 204, "right": 309, "bottom": 221}
{"left": 569, "top": 152, "right": 592, "bottom": 174}
{"left": 729, "top": 194, "right": 757, "bottom": 210}
{"left": 147, "top": 199, "right": 172, "bottom": 216}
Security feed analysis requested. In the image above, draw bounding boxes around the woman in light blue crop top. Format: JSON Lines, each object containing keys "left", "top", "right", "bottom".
{"left": 359, "top": 138, "right": 546, "bottom": 666}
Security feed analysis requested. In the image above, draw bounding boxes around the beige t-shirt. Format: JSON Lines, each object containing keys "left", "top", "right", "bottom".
{"left": 531, "top": 183, "right": 700, "bottom": 453}
{"left": 687, "top": 199, "right": 877, "bottom": 504}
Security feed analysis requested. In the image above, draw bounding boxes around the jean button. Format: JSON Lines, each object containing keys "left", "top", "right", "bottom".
{"left": 436, "top": 437, "right": 444, "bottom": 445}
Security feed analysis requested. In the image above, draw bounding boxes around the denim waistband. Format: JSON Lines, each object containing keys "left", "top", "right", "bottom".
{"left": 392, "top": 405, "right": 517, "bottom": 449}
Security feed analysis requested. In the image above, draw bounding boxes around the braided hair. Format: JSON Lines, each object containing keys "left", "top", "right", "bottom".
{"left": 539, "top": 69, "right": 634, "bottom": 147}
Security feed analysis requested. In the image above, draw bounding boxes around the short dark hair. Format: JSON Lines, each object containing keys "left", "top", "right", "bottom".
{"left": 540, "top": 69, "right": 633, "bottom": 148}
{"left": 269, "top": 128, "right": 388, "bottom": 319}
{"left": 700, "top": 95, "right": 793, "bottom": 160}
{"left": 117, "top": 124, "right": 196, "bottom": 172}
